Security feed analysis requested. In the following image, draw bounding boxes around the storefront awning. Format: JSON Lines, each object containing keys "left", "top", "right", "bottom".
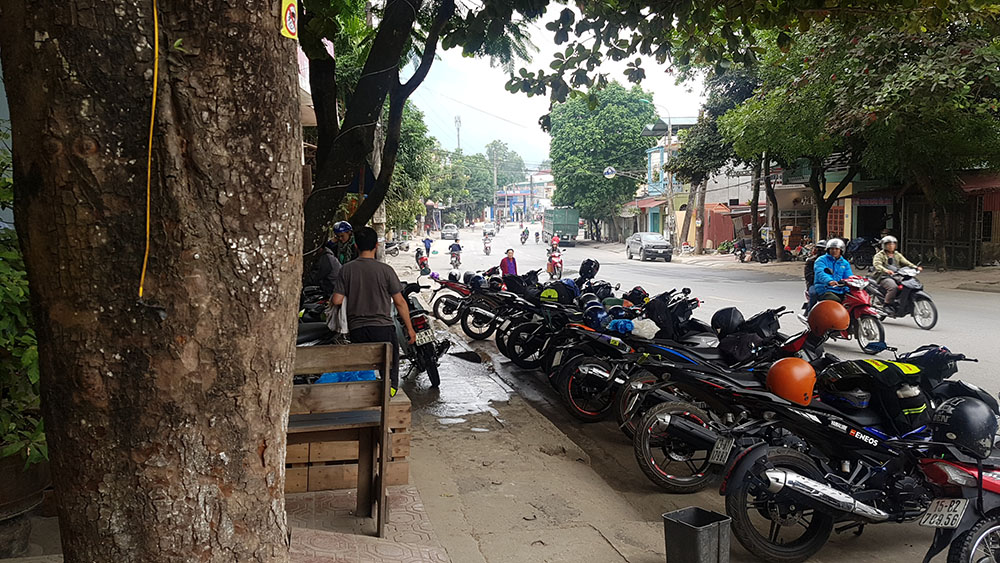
{"left": 625, "top": 197, "right": 666, "bottom": 209}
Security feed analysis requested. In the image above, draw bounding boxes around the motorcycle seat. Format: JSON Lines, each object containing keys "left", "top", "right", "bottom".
{"left": 809, "top": 399, "right": 884, "bottom": 428}
{"left": 297, "top": 322, "right": 334, "bottom": 345}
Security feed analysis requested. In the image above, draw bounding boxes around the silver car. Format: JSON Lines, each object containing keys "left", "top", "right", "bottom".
{"left": 626, "top": 232, "right": 673, "bottom": 262}
{"left": 441, "top": 223, "right": 460, "bottom": 240}
{"left": 482, "top": 222, "right": 496, "bottom": 237}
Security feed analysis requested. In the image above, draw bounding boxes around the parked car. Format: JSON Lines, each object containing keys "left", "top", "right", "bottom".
{"left": 626, "top": 232, "right": 673, "bottom": 262}
{"left": 441, "top": 223, "right": 460, "bottom": 240}
{"left": 482, "top": 222, "right": 496, "bottom": 237}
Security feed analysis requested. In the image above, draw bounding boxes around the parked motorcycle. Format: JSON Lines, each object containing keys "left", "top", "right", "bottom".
{"left": 395, "top": 278, "right": 449, "bottom": 387}
{"left": 867, "top": 266, "right": 939, "bottom": 330}
{"left": 845, "top": 236, "right": 878, "bottom": 268}
{"left": 429, "top": 272, "right": 472, "bottom": 326}
{"left": 547, "top": 248, "right": 564, "bottom": 280}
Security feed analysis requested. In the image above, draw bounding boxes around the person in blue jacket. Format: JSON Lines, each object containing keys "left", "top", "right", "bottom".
{"left": 812, "top": 238, "right": 853, "bottom": 303}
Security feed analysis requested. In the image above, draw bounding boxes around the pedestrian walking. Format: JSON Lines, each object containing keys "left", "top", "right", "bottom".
{"left": 332, "top": 227, "right": 416, "bottom": 394}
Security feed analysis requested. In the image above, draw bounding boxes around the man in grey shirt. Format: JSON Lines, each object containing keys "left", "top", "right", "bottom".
{"left": 332, "top": 227, "right": 415, "bottom": 393}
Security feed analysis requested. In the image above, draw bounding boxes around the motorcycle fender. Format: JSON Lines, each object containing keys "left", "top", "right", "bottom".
{"left": 719, "top": 441, "right": 770, "bottom": 496}
{"left": 855, "top": 305, "right": 881, "bottom": 318}
{"left": 914, "top": 289, "right": 933, "bottom": 300}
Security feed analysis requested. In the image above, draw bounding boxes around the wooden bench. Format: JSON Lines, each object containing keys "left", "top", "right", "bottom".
{"left": 288, "top": 343, "right": 392, "bottom": 537}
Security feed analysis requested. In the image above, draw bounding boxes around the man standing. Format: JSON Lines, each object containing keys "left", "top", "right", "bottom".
{"left": 333, "top": 227, "right": 416, "bottom": 393}
{"left": 500, "top": 249, "right": 517, "bottom": 275}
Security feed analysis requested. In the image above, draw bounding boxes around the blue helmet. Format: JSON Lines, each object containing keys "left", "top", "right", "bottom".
{"left": 333, "top": 221, "right": 353, "bottom": 234}
{"left": 560, "top": 278, "right": 580, "bottom": 297}
{"left": 584, "top": 305, "right": 609, "bottom": 330}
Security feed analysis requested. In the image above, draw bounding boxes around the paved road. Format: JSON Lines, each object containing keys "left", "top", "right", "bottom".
{"left": 400, "top": 223, "right": 999, "bottom": 393}
{"left": 393, "top": 224, "right": 1000, "bottom": 562}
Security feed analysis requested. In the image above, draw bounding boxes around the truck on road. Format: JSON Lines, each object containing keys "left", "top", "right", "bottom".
{"left": 543, "top": 207, "right": 580, "bottom": 246}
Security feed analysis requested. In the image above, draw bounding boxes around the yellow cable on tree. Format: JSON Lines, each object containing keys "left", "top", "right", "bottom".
{"left": 139, "top": 0, "right": 159, "bottom": 298}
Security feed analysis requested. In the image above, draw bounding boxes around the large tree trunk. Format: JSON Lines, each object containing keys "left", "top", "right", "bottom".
{"left": 763, "top": 158, "right": 783, "bottom": 262}
{"left": 749, "top": 160, "right": 762, "bottom": 250}
{"left": 679, "top": 187, "right": 697, "bottom": 249}
{"left": 694, "top": 181, "right": 708, "bottom": 254}
{"left": 917, "top": 178, "right": 948, "bottom": 270}
{"left": 0, "top": 2, "right": 301, "bottom": 561}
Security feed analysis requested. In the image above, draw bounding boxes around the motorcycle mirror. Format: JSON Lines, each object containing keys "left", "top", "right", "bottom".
{"left": 682, "top": 287, "right": 692, "bottom": 295}
{"left": 863, "top": 341, "right": 888, "bottom": 354}
{"left": 420, "top": 266, "right": 432, "bottom": 276}
{"left": 615, "top": 283, "right": 621, "bottom": 290}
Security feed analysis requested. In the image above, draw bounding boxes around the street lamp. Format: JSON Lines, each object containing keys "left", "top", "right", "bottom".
{"left": 639, "top": 99, "right": 677, "bottom": 248}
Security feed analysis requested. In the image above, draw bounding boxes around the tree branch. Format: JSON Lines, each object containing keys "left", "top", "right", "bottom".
{"left": 350, "top": 0, "right": 456, "bottom": 228}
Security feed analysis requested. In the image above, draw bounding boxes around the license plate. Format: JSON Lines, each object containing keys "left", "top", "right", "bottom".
{"left": 552, "top": 350, "right": 564, "bottom": 367}
{"left": 919, "top": 499, "right": 968, "bottom": 529}
{"left": 415, "top": 330, "right": 435, "bottom": 346}
{"left": 709, "top": 436, "right": 734, "bottom": 465}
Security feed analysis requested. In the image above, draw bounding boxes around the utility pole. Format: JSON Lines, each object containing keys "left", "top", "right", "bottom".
{"left": 454, "top": 115, "right": 462, "bottom": 151}
{"left": 492, "top": 151, "right": 499, "bottom": 221}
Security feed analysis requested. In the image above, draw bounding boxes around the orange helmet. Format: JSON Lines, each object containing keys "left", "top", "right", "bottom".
{"left": 766, "top": 357, "right": 817, "bottom": 406}
{"left": 807, "top": 300, "right": 850, "bottom": 335}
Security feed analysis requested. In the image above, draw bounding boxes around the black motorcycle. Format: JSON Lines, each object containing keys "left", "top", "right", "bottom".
{"left": 867, "top": 265, "right": 938, "bottom": 330}
{"left": 845, "top": 236, "right": 878, "bottom": 268}
{"left": 396, "top": 279, "right": 449, "bottom": 387}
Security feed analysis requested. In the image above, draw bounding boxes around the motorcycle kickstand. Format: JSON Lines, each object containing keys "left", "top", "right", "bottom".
{"left": 834, "top": 522, "right": 865, "bottom": 536}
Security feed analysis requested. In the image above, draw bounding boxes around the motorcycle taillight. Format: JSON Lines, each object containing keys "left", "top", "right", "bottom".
{"left": 920, "top": 460, "right": 978, "bottom": 487}
{"left": 412, "top": 314, "right": 430, "bottom": 331}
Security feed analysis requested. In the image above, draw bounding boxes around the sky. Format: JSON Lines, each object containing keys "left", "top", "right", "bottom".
{"left": 407, "top": 5, "right": 706, "bottom": 168}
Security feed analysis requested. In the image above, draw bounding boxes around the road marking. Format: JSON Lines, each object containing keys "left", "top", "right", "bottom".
{"left": 705, "top": 295, "right": 742, "bottom": 303}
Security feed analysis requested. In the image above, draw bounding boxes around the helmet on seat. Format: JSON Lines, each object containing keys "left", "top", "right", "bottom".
{"left": 448, "top": 271, "right": 461, "bottom": 283}
{"left": 624, "top": 286, "right": 649, "bottom": 305}
{"left": 333, "top": 221, "right": 353, "bottom": 234}
{"left": 463, "top": 271, "right": 476, "bottom": 285}
{"left": 710, "top": 307, "right": 745, "bottom": 338}
{"left": 818, "top": 366, "right": 871, "bottom": 410}
{"left": 766, "top": 358, "right": 817, "bottom": 406}
{"left": 469, "top": 275, "right": 487, "bottom": 291}
{"left": 560, "top": 278, "right": 580, "bottom": 297}
{"left": 489, "top": 277, "right": 504, "bottom": 291}
{"left": 579, "top": 259, "right": 600, "bottom": 280}
{"left": 607, "top": 305, "right": 628, "bottom": 320}
{"left": 807, "top": 301, "right": 850, "bottom": 335}
{"left": 578, "top": 293, "right": 599, "bottom": 307}
{"left": 584, "top": 305, "right": 609, "bottom": 329}
{"left": 931, "top": 397, "right": 998, "bottom": 458}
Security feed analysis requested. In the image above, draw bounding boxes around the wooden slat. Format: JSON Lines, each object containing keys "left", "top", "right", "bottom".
{"left": 306, "top": 460, "right": 409, "bottom": 491}
{"left": 391, "top": 432, "right": 410, "bottom": 459}
{"left": 286, "top": 428, "right": 359, "bottom": 446}
{"left": 305, "top": 432, "right": 410, "bottom": 463}
{"left": 286, "top": 443, "right": 309, "bottom": 464}
{"left": 285, "top": 465, "right": 309, "bottom": 493}
{"left": 294, "top": 344, "right": 387, "bottom": 375}
{"left": 291, "top": 381, "right": 382, "bottom": 415}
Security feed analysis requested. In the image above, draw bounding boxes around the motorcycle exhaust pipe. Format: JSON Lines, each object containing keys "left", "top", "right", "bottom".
{"left": 650, "top": 413, "right": 720, "bottom": 450}
{"left": 765, "top": 469, "right": 889, "bottom": 522}
{"left": 468, "top": 307, "right": 498, "bottom": 320}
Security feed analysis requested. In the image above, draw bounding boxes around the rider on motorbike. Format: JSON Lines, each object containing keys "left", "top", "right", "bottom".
{"left": 872, "top": 235, "right": 921, "bottom": 311}
{"left": 812, "top": 238, "right": 853, "bottom": 303}
{"left": 534, "top": 232, "right": 540, "bottom": 243}
{"left": 448, "top": 239, "right": 462, "bottom": 255}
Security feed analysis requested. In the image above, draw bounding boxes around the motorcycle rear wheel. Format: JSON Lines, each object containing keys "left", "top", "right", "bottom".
{"left": 616, "top": 370, "right": 660, "bottom": 440}
{"left": 633, "top": 401, "right": 715, "bottom": 493}
{"left": 420, "top": 344, "right": 441, "bottom": 387}
{"left": 433, "top": 295, "right": 462, "bottom": 326}
{"left": 855, "top": 314, "right": 885, "bottom": 353}
{"left": 506, "top": 322, "right": 546, "bottom": 369}
{"left": 558, "top": 356, "right": 617, "bottom": 422}
{"left": 726, "top": 447, "right": 835, "bottom": 563}
{"left": 460, "top": 304, "right": 496, "bottom": 340}
{"left": 912, "top": 296, "right": 938, "bottom": 330}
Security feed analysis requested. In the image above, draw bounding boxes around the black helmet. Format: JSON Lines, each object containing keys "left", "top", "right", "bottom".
{"left": 711, "top": 307, "right": 745, "bottom": 338}
{"left": 589, "top": 280, "right": 613, "bottom": 300}
{"left": 579, "top": 258, "right": 600, "bottom": 280}
{"left": 624, "top": 286, "right": 649, "bottom": 305}
{"left": 469, "top": 275, "right": 487, "bottom": 291}
{"left": 607, "top": 305, "right": 628, "bottom": 320}
{"left": 818, "top": 385, "right": 871, "bottom": 410}
{"left": 448, "top": 271, "right": 461, "bottom": 283}
{"left": 578, "top": 293, "right": 598, "bottom": 306}
{"left": 463, "top": 271, "right": 476, "bottom": 285}
{"left": 489, "top": 277, "right": 504, "bottom": 291}
{"left": 931, "top": 397, "right": 998, "bottom": 458}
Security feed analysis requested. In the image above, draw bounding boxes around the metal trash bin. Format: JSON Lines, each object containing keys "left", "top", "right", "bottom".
{"left": 662, "top": 506, "right": 731, "bottom": 563}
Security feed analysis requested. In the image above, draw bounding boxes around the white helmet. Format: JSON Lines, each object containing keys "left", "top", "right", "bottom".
{"left": 826, "top": 238, "right": 845, "bottom": 251}
{"left": 880, "top": 235, "right": 898, "bottom": 249}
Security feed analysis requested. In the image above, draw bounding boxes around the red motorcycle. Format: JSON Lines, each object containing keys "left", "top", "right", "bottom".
{"left": 546, "top": 247, "right": 564, "bottom": 280}
{"left": 429, "top": 272, "right": 471, "bottom": 326}
{"left": 800, "top": 274, "right": 885, "bottom": 354}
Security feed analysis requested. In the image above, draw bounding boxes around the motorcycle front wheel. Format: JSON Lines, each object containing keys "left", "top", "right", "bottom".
{"left": 506, "top": 322, "right": 546, "bottom": 369}
{"left": 912, "top": 296, "right": 939, "bottom": 330}
{"left": 947, "top": 515, "right": 1000, "bottom": 563}
{"left": 558, "top": 356, "right": 617, "bottom": 422}
{"left": 855, "top": 314, "right": 885, "bottom": 353}
{"left": 726, "top": 447, "right": 835, "bottom": 563}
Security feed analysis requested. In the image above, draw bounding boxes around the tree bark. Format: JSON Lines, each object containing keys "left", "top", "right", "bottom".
{"left": 694, "top": 181, "right": 707, "bottom": 254}
{"left": 749, "top": 160, "right": 762, "bottom": 249}
{"left": 679, "top": 187, "right": 697, "bottom": 248}
{"left": 917, "top": 178, "right": 948, "bottom": 270}
{"left": 0, "top": 2, "right": 301, "bottom": 561}
{"left": 811, "top": 162, "right": 859, "bottom": 240}
{"left": 763, "top": 157, "right": 783, "bottom": 262}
